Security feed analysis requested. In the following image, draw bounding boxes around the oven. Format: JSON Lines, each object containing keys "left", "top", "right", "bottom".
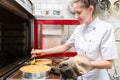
{"left": 0, "top": 0, "right": 34, "bottom": 80}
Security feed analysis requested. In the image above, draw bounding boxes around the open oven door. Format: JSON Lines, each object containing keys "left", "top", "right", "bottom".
{"left": 0, "top": 0, "right": 34, "bottom": 80}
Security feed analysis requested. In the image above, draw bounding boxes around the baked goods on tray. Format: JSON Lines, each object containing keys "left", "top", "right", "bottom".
{"left": 30, "top": 59, "right": 52, "bottom": 65}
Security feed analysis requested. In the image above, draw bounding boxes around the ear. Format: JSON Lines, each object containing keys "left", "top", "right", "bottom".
{"left": 88, "top": 5, "right": 94, "bottom": 14}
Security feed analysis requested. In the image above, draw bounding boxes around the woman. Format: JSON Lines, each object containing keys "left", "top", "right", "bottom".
{"left": 31, "top": 0, "right": 118, "bottom": 80}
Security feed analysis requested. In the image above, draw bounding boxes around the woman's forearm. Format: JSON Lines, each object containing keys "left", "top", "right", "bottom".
{"left": 38, "top": 44, "right": 71, "bottom": 54}
{"left": 91, "top": 60, "right": 114, "bottom": 69}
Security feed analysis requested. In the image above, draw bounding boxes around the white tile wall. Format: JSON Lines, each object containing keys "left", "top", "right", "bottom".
{"left": 30, "top": 0, "right": 75, "bottom": 19}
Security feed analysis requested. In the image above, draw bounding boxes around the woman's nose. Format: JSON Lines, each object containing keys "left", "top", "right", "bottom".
{"left": 75, "top": 13, "right": 79, "bottom": 19}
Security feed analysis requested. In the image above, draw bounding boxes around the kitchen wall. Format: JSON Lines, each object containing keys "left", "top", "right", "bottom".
{"left": 114, "top": 28, "right": 120, "bottom": 79}
{"left": 30, "top": 0, "right": 77, "bottom": 51}
{"left": 30, "top": 0, "right": 74, "bottom": 19}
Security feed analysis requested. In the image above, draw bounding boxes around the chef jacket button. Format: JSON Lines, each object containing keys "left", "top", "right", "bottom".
{"left": 93, "top": 27, "right": 95, "bottom": 30}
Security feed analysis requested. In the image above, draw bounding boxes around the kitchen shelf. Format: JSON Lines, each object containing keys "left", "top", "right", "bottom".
{"left": 34, "top": 19, "right": 80, "bottom": 49}
{"left": 43, "top": 30, "right": 62, "bottom": 35}
{"left": 35, "top": 19, "right": 80, "bottom": 25}
{"left": 37, "top": 52, "right": 77, "bottom": 58}
{"left": 35, "top": 15, "right": 64, "bottom": 20}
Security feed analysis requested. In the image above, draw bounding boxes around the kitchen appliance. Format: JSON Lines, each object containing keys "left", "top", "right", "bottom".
{"left": 0, "top": 0, "right": 34, "bottom": 80}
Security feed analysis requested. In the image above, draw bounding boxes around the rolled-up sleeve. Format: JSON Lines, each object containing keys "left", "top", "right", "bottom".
{"left": 65, "top": 27, "right": 79, "bottom": 47}
{"left": 100, "top": 26, "right": 118, "bottom": 60}
{"left": 65, "top": 31, "right": 76, "bottom": 47}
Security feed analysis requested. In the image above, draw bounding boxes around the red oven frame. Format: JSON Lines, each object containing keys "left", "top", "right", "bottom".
{"left": 34, "top": 19, "right": 80, "bottom": 58}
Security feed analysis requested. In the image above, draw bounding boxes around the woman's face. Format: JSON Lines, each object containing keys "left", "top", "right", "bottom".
{"left": 73, "top": 2, "right": 94, "bottom": 24}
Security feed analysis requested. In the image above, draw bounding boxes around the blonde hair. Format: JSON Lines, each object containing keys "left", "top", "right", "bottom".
{"left": 73, "top": 0, "right": 98, "bottom": 14}
{"left": 73, "top": 0, "right": 97, "bottom": 7}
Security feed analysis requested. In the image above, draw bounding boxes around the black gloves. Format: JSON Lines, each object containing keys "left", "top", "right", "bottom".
{"left": 59, "top": 53, "right": 93, "bottom": 78}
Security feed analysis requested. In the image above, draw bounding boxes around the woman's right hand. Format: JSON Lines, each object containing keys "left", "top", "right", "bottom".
{"left": 31, "top": 48, "right": 43, "bottom": 57}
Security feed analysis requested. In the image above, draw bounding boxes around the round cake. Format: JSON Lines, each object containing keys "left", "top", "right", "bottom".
{"left": 20, "top": 65, "right": 51, "bottom": 72}
{"left": 31, "top": 59, "right": 52, "bottom": 65}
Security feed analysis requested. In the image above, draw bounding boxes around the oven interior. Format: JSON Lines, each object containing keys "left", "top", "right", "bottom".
{"left": 0, "top": 6, "right": 31, "bottom": 79}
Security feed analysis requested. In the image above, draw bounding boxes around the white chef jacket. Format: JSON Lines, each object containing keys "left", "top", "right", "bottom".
{"left": 65, "top": 17, "right": 118, "bottom": 80}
